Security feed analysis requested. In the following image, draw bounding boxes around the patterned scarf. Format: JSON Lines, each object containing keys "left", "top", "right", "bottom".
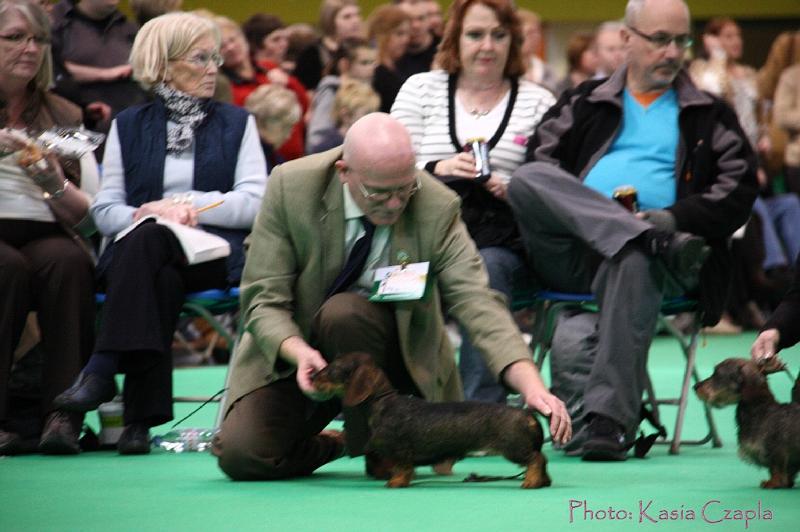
{"left": 153, "top": 83, "right": 209, "bottom": 154}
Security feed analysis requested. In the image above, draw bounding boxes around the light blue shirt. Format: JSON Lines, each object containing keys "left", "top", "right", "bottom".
{"left": 583, "top": 88, "right": 679, "bottom": 210}
{"left": 91, "top": 116, "right": 267, "bottom": 237}
{"left": 342, "top": 183, "right": 391, "bottom": 292}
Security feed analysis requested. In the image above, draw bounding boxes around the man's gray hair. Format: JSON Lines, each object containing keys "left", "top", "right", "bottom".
{"left": 624, "top": 0, "right": 690, "bottom": 28}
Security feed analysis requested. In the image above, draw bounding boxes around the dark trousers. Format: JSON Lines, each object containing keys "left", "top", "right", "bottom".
{"left": 508, "top": 163, "right": 695, "bottom": 432}
{"left": 0, "top": 220, "right": 94, "bottom": 424}
{"left": 215, "top": 292, "right": 417, "bottom": 481}
{"left": 96, "top": 222, "right": 227, "bottom": 426}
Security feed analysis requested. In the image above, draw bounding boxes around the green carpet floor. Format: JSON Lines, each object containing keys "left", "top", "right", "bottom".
{"left": 2, "top": 332, "right": 798, "bottom": 531}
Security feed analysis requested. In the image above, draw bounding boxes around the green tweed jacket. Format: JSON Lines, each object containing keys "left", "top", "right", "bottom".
{"left": 224, "top": 147, "right": 533, "bottom": 411}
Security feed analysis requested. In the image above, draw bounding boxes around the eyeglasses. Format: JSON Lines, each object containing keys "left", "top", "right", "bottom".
{"left": 179, "top": 51, "right": 224, "bottom": 69}
{"left": 0, "top": 32, "right": 51, "bottom": 48}
{"left": 626, "top": 26, "right": 693, "bottom": 50}
{"left": 355, "top": 175, "right": 421, "bottom": 203}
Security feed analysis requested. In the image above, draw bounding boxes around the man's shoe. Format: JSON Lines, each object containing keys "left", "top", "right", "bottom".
{"left": 39, "top": 411, "right": 82, "bottom": 455}
{"left": 0, "top": 429, "right": 23, "bottom": 455}
{"left": 582, "top": 414, "right": 628, "bottom": 462}
{"left": 643, "top": 230, "right": 710, "bottom": 278}
{"left": 319, "top": 429, "right": 346, "bottom": 461}
{"left": 53, "top": 372, "right": 117, "bottom": 412}
{"left": 117, "top": 423, "right": 151, "bottom": 455}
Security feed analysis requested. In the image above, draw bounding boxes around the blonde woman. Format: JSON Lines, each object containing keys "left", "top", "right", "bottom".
{"left": 54, "top": 13, "right": 266, "bottom": 455}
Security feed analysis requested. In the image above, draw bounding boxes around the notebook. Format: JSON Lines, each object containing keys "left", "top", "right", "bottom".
{"left": 114, "top": 215, "right": 230, "bottom": 265}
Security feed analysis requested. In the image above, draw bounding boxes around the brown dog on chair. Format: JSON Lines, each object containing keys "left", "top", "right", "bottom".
{"left": 695, "top": 357, "right": 800, "bottom": 489}
{"left": 311, "top": 352, "right": 551, "bottom": 489}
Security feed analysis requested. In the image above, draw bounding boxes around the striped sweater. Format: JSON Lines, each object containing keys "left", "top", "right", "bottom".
{"left": 391, "top": 70, "right": 555, "bottom": 182}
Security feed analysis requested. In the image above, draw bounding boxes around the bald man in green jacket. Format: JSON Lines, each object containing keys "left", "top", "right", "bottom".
{"left": 214, "top": 113, "right": 570, "bottom": 481}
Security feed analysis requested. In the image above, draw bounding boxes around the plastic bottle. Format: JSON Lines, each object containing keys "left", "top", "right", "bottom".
{"left": 97, "top": 396, "right": 125, "bottom": 447}
{"left": 153, "top": 427, "right": 217, "bottom": 453}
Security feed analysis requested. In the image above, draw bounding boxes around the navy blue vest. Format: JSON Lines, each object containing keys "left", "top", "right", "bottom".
{"left": 113, "top": 99, "right": 250, "bottom": 283}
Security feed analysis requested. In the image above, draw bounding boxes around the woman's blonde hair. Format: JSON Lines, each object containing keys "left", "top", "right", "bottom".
{"left": 333, "top": 79, "right": 379, "bottom": 127}
{"left": 0, "top": 0, "right": 53, "bottom": 91}
{"left": 245, "top": 84, "right": 301, "bottom": 132}
{"left": 129, "top": 12, "right": 220, "bottom": 90}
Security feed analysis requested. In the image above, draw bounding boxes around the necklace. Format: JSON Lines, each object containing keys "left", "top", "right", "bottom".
{"left": 458, "top": 78, "right": 507, "bottom": 119}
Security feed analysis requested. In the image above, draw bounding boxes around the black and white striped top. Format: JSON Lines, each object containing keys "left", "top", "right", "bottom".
{"left": 391, "top": 70, "right": 556, "bottom": 182}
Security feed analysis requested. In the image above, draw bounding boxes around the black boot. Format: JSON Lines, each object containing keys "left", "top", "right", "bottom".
{"left": 582, "top": 414, "right": 628, "bottom": 461}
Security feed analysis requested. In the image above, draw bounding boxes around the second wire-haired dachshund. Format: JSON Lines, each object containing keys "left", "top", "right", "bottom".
{"left": 695, "top": 357, "right": 800, "bottom": 489}
{"left": 311, "top": 352, "right": 551, "bottom": 489}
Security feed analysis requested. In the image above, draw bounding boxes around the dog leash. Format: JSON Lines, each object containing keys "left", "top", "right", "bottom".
{"left": 463, "top": 471, "right": 525, "bottom": 483}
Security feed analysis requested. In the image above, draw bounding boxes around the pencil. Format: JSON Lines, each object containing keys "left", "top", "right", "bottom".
{"left": 196, "top": 200, "right": 224, "bottom": 214}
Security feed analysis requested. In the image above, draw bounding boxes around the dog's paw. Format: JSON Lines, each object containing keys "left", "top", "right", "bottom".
{"left": 760, "top": 478, "right": 791, "bottom": 489}
{"left": 432, "top": 459, "right": 454, "bottom": 476}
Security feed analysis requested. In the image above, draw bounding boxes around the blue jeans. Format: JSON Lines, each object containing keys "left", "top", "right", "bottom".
{"left": 458, "top": 246, "right": 526, "bottom": 403}
{"left": 753, "top": 195, "right": 800, "bottom": 270}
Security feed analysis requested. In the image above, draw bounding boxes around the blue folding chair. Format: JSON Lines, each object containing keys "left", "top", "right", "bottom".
{"left": 514, "top": 290, "right": 722, "bottom": 454}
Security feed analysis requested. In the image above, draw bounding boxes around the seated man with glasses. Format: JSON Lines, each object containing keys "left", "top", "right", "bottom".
{"left": 507, "top": 0, "right": 757, "bottom": 461}
{"left": 213, "top": 112, "right": 572, "bottom": 481}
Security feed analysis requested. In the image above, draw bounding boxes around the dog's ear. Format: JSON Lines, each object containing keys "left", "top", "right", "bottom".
{"left": 757, "top": 356, "right": 787, "bottom": 375}
{"left": 343, "top": 365, "right": 379, "bottom": 407}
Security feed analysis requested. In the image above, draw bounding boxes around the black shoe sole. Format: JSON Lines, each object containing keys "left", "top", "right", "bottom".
{"left": 118, "top": 443, "right": 151, "bottom": 455}
{"left": 581, "top": 447, "right": 628, "bottom": 461}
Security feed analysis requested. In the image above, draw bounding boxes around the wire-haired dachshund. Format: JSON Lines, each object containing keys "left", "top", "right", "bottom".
{"left": 695, "top": 357, "right": 800, "bottom": 489}
{"left": 311, "top": 352, "right": 551, "bottom": 489}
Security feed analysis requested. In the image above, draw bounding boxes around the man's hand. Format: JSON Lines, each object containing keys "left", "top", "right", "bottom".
{"left": 636, "top": 209, "right": 676, "bottom": 232}
{"left": 503, "top": 359, "right": 572, "bottom": 444}
{"left": 294, "top": 348, "right": 329, "bottom": 398}
{"left": 279, "top": 336, "right": 330, "bottom": 398}
{"left": 751, "top": 328, "right": 780, "bottom": 360}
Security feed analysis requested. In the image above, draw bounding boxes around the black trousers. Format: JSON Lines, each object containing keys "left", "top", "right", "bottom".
{"left": 0, "top": 220, "right": 94, "bottom": 425}
{"left": 215, "top": 292, "right": 418, "bottom": 481}
{"left": 96, "top": 222, "right": 227, "bottom": 427}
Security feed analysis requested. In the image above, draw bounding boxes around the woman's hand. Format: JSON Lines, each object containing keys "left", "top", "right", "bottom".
{"left": 134, "top": 199, "right": 199, "bottom": 226}
{"left": 0, "top": 128, "right": 28, "bottom": 157}
{"left": 751, "top": 329, "right": 780, "bottom": 361}
{"left": 484, "top": 173, "right": 507, "bottom": 200}
{"left": 434, "top": 153, "right": 477, "bottom": 178}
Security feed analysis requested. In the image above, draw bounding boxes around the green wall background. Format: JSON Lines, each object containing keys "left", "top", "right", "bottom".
{"left": 167, "top": 0, "right": 800, "bottom": 24}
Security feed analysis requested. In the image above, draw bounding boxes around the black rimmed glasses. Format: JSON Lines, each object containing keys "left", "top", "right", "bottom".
{"left": 627, "top": 26, "right": 693, "bottom": 50}
{"left": 355, "top": 175, "right": 422, "bottom": 203}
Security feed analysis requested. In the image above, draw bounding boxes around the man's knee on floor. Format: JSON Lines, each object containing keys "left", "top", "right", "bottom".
{"left": 214, "top": 427, "right": 295, "bottom": 481}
